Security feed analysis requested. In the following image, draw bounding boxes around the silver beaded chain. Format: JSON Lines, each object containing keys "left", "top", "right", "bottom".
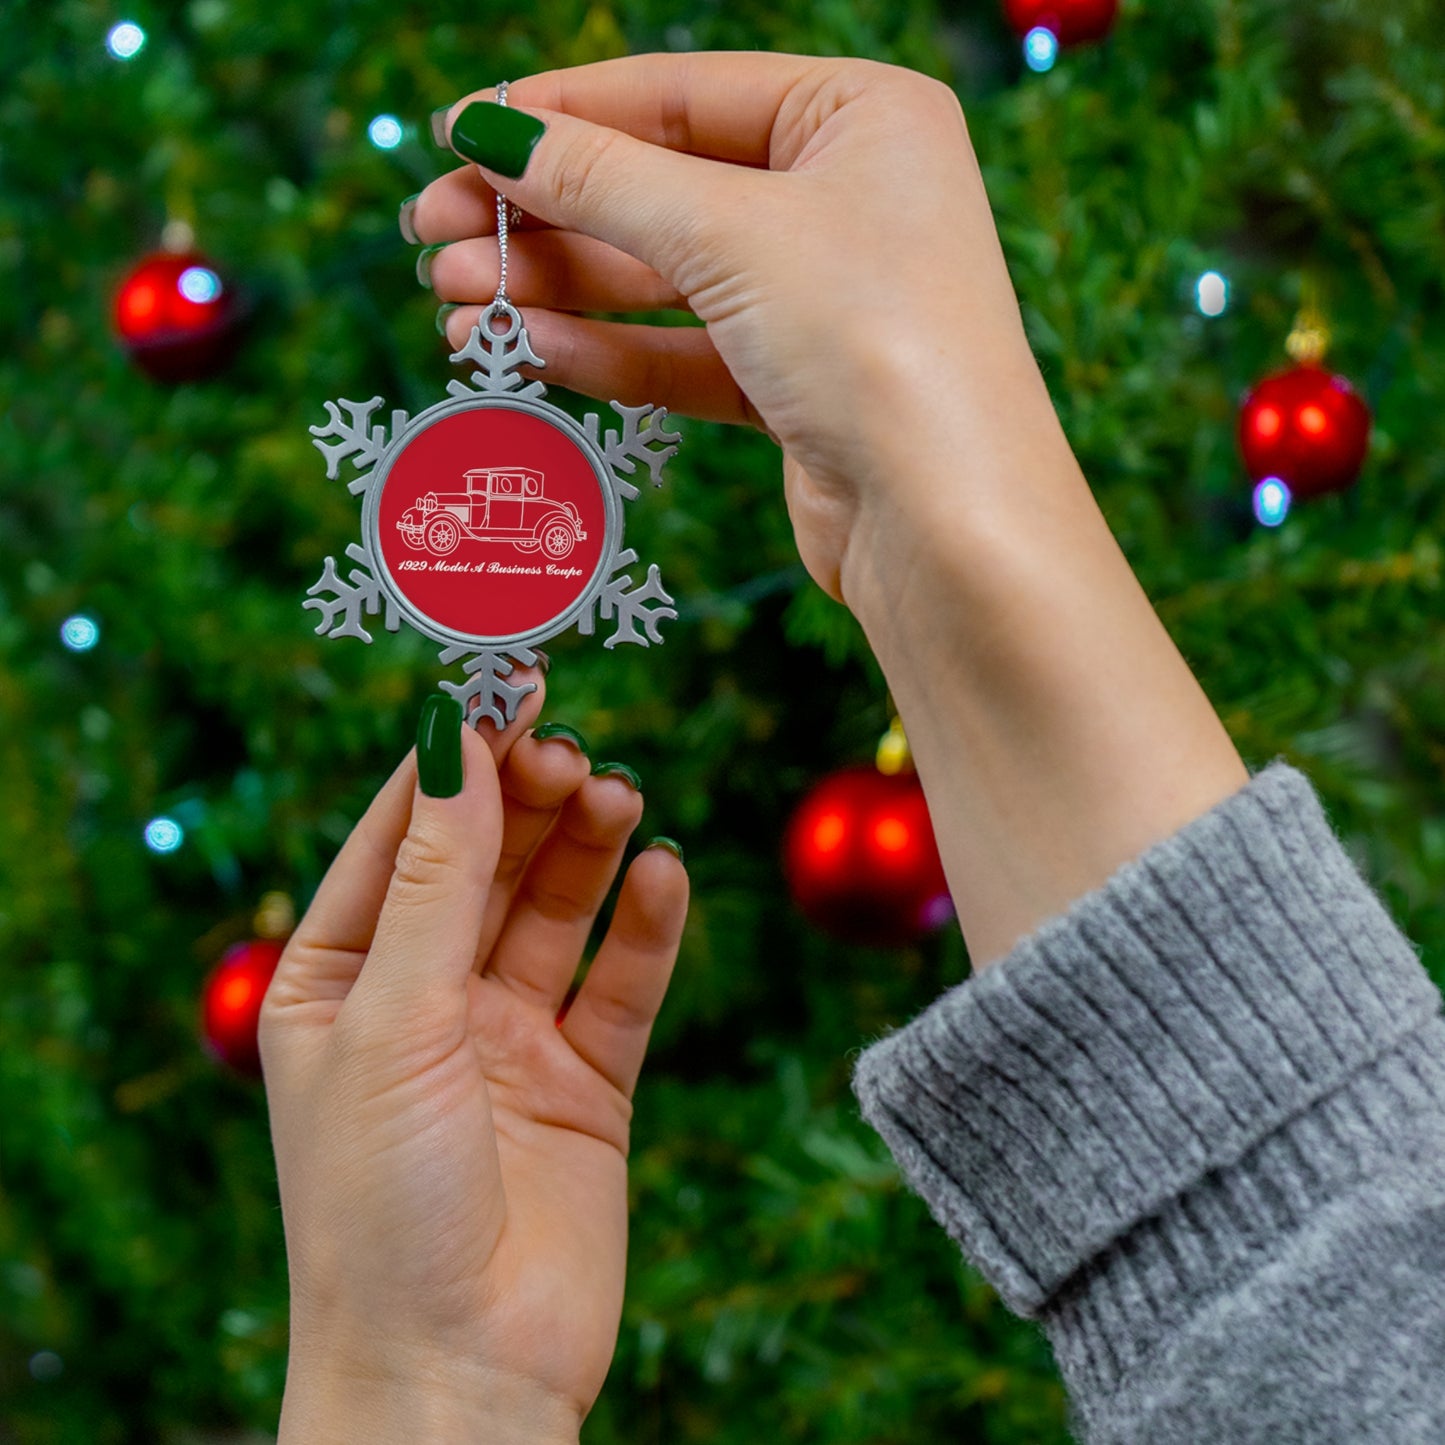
{"left": 491, "top": 82, "right": 524, "bottom": 318}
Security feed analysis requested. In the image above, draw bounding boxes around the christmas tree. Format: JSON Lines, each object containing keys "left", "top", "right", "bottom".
{"left": 3, "top": 0, "right": 1443, "bottom": 1441}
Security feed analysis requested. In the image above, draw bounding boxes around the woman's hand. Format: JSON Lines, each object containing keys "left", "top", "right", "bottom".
{"left": 410, "top": 53, "right": 1061, "bottom": 605}
{"left": 259, "top": 679, "right": 688, "bottom": 1442}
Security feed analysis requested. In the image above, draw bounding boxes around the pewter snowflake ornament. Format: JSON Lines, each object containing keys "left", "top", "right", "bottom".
{"left": 304, "top": 302, "right": 681, "bottom": 728}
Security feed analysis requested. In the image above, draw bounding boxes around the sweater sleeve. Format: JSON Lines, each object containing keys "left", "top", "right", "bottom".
{"left": 848, "top": 757, "right": 1445, "bottom": 1443}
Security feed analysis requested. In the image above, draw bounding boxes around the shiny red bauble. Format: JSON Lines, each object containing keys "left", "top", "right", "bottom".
{"left": 113, "top": 250, "right": 239, "bottom": 382}
{"left": 783, "top": 766, "right": 954, "bottom": 947}
{"left": 1237, "top": 362, "right": 1372, "bottom": 500}
{"left": 200, "top": 939, "right": 284, "bottom": 1076}
{"left": 1003, "top": 0, "right": 1119, "bottom": 44}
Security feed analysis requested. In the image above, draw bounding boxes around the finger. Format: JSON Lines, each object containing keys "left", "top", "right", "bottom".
{"left": 440, "top": 307, "right": 762, "bottom": 426}
{"left": 483, "top": 771, "right": 645, "bottom": 1013}
{"left": 409, "top": 163, "right": 555, "bottom": 246}
{"left": 344, "top": 714, "right": 504, "bottom": 1036}
{"left": 469, "top": 661, "right": 546, "bottom": 766}
{"left": 467, "top": 52, "right": 851, "bottom": 166}
{"left": 559, "top": 844, "right": 689, "bottom": 1101}
{"left": 473, "top": 726, "right": 593, "bottom": 970}
{"left": 430, "top": 230, "right": 687, "bottom": 314}
{"left": 266, "top": 750, "right": 419, "bottom": 1005}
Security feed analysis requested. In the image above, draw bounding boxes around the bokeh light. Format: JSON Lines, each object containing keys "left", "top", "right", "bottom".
{"left": 60, "top": 615, "right": 100, "bottom": 651}
{"left": 368, "top": 114, "right": 404, "bottom": 150}
{"left": 178, "top": 266, "right": 222, "bottom": 304}
{"left": 144, "top": 817, "right": 185, "bottom": 853}
{"left": 105, "top": 21, "right": 145, "bottom": 59}
{"left": 1024, "top": 26, "right": 1059, "bottom": 72}
{"left": 1196, "top": 270, "right": 1229, "bottom": 317}
{"left": 1253, "top": 477, "right": 1292, "bottom": 528}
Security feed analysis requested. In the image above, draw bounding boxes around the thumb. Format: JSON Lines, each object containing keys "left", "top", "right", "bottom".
{"left": 441, "top": 94, "right": 759, "bottom": 292}
{"left": 345, "top": 695, "right": 503, "bottom": 1033}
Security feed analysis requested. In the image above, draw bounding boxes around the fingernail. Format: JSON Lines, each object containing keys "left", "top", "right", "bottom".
{"left": 435, "top": 302, "right": 460, "bottom": 337}
{"left": 450, "top": 100, "right": 546, "bottom": 179}
{"left": 644, "top": 836, "right": 684, "bottom": 865}
{"left": 398, "top": 193, "right": 422, "bottom": 245}
{"left": 532, "top": 722, "right": 589, "bottom": 756}
{"left": 430, "top": 105, "right": 453, "bottom": 148}
{"left": 416, "top": 242, "right": 448, "bottom": 290}
{"left": 417, "top": 693, "right": 464, "bottom": 797}
{"left": 591, "top": 760, "right": 641, "bottom": 791}
{"left": 532, "top": 648, "right": 551, "bottom": 676}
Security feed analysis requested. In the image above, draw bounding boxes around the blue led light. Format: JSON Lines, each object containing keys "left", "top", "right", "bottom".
{"left": 368, "top": 114, "right": 404, "bottom": 150}
{"left": 1196, "top": 270, "right": 1229, "bottom": 317}
{"left": 1253, "top": 477, "right": 1292, "bottom": 528}
{"left": 144, "top": 817, "right": 185, "bottom": 853}
{"left": 178, "top": 266, "right": 222, "bottom": 303}
{"left": 106, "top": 21, "right": 146, "bottom": 59}
{"left": 1024, "top": 26, "right": 1059, "bottom": 72}
{"left": 60, "top": 615, "right": 100, "bottom": 651}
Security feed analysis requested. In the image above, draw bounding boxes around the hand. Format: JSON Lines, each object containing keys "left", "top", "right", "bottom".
{"left": 411, "top": 53, "right": 1056, "bottom": 604}
{"left": 259, "top": 678, "right": 689, "bottom": 1441}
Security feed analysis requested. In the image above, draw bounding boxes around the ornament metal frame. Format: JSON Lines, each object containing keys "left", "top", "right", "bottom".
{"left": 304, "top": 302, "right": 681, "bottom": 728}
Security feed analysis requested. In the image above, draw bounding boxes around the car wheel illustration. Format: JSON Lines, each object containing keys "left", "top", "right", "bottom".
{"left": 399, "top": 524, "right": 427, "bottom": 550}
{"left": 539, "top": 518, "right": 576, "bottom": 560}
{"left": 424, "top": 513, "right": 462, "bottom": 556}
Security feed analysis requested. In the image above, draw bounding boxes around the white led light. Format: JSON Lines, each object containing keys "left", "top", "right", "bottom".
{"left": 1024, "top": 26, "right": 1059, "bottom": 72}
{"left": 106, "top": 21, "right": 146, "bottom": 59}
{"left": 178, "top": 266, "right": 222, "bottom": 303}
{"left": 1253, "top": 477, "right": 1291, "bottom": 528}
{"left": 1196, "top": 270, "right": 1229, "bottom": 317}
{"left": 144, "top": 817, "right": 185, "bottom": 853}
{"left": 60, "top": 615, "right": 100, "bottom": 651}
{"left": 368, "top": 114, "right": 404, "bottom": 150}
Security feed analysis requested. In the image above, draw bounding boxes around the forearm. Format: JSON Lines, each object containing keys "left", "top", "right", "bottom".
{"left": 841, "top": 357, "right": 1250, "bottom": 971}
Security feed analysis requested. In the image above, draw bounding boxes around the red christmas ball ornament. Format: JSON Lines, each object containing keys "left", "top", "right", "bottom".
{"left": 1238, "top": 362, "right": 1372, "bottom": 501}
{"left": 113, "top": 250, "right": 240, "bottom": 382}
{"left": 200, "top": 939, "right": 284, "bottom": 1076}
{"left": 1003, "top": 0, "right": 1119, "bottom": 46}
{"left": 784, "top": 765, "right": 954, "bottom": 947}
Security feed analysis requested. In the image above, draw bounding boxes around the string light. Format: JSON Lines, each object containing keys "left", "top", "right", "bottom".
{"left": 1196, "top": 270, "right": 1229, "bottom": 317}
{"left": 60, "top": 615, "right": 100, "bottom": 651}
{"left": 1253, "top": 477, "right": 1291, "bottom": 528}
{"left": 178, "top": 265, "right": 223, "bottom": 303}
{"left": 1024, "top": 27, "right": 1059, "bottom": 72}
{"left": 367, "top": 114, "right": 404, "bottom": 150}
{"left": 105, "top": 21, "right": 146, "bottom": 59}
{"left": 144, "top": 817, "right": 185, "bottom": 853}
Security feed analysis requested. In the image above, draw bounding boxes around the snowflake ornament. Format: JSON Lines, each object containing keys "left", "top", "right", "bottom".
{"left": 305, "top": 302, "right": 681, "bottom": 727}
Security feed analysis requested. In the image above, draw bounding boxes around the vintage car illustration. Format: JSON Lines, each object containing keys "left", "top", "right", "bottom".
{"left": 397, "top": 467, "right": 587, "bottom": 560}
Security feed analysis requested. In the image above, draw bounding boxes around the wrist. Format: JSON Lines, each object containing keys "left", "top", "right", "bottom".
{"left": 279, "top": 1342, "right": 582, "bottom": 1445}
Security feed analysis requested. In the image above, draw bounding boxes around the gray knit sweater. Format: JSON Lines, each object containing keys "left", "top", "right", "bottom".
{"left": 849, "top": 758, "right": 1445, "bottom": 1442}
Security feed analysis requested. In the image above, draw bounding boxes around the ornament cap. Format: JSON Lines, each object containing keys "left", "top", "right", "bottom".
{"left": 876, "top": 715, "right": 913, "bottom": 776}
{"left": 1285, "top": 300, "right": 1331, "bottom": 365}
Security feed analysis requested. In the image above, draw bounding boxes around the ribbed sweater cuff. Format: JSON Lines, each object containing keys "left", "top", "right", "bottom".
{"left": 849, "top": 757, "right": 1444, "bottom": 1318}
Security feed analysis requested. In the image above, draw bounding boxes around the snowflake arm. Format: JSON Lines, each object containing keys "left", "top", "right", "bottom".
{"left": 436, "top": 645, "right": 541, "bottom": 729}
{"left": 303, "top": 543, "right": 400, "bottom": 642}
{"left": 309, "top": 398, "right": 409, "bottom": 492}
{"left": 583, "top": 402, "right": 682, "bottom": 500}
{"left": 448, "top": 316, "right": 546, "bottom": 401}
{"left": 579, "top": 549, "right": 677, "bottom": 648}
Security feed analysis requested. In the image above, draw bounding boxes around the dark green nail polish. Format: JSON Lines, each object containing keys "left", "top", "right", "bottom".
{"left": 435, "top": 302, "right": 460, "bottom": 337}
{"left": 645, "top": 836, "right": 684, "bottom": 865}
{"left": 591, "top": 760, "right": 641, "bottom": 791}
{"left": 398, "top": 193, "right": 422, "bottom": 245}
{"left": 417, "top": 694, "right": 464, "bottom": 797}
{"left": 450, "top": 100, "right": 546, "bottom": 179}
{"left": 430, "top": 105, "right": 452, "bottom": 148}
{"left": 533, "top": 722, "right": 589, "bottom": 756}
{"left": 416, "top": 242, "right": 448, "bottom": 290}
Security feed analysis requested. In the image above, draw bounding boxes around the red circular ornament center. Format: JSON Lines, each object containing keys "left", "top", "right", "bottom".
{"left": 377, "top": 407, "right": 607, "bottom": 640}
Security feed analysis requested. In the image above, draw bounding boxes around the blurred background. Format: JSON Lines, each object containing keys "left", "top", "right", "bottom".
{"left": 3, "top": 0, "right": 1444, "bottom": 1440}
